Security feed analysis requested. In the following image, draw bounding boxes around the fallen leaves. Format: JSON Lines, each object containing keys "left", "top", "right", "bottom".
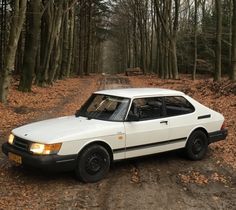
{"left": 130, "top": 167, "right": 140, "bottom": 183}
{"left": 210, "top": 172, "right": 228, "bottom": 184}
{"left": 0, "top": 75, "right": 100, "bottom": 138}
{"left": 179, "top": 171, "right": 208, "bottom": 185}
{"left": 178, "top": 171, "right": 229, "bottom": 185}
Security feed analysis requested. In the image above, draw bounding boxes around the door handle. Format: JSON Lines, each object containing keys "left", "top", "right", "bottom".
{"left": 160, "top": 121, "right": 168, "bottom": 125}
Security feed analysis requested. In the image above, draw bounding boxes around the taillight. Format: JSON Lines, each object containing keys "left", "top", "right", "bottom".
{"left": 221, "top": 121, "right": 226, "bottom": 130}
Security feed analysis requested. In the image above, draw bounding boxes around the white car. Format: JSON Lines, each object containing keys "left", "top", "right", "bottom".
{"left": 2, "top": 88, "right": 227, "bottom": 182}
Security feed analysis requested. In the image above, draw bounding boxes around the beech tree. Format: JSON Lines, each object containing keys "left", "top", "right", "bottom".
{"left": 214, "top": 0, "right": 222, "bottom": 81}
{"left": 18, "top": 0, "right": 42, "bottom": 92}
{"left": 0, "top": 0, "right": 27, "bottom": 103}
{"left": 192, "top": 0, "right": 199, "bottom": 80}
{"left": 232, "top": 0, "right": 236, "bottom": 80}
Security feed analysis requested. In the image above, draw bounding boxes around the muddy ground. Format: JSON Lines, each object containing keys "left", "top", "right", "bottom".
{"left": 0, "top": 75, "right": 236, "bottom": 210}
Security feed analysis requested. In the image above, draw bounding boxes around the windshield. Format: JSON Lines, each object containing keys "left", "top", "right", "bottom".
{"left": 77, "top": 94, "right": 130, "bottom": 121}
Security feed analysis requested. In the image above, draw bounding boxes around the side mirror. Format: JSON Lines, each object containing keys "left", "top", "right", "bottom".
{"left": 127, "top": 113, "right": 139, "bottom": 122}
{"left": 75, "top": 109, "right": 80, "bottom": 117}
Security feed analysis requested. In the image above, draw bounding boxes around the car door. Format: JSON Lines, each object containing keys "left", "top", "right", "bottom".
{"left": 124, "top": 97, "right": 170, "bottom": 158}
{"left": 164, "top": 96, "right": 196, "bottom": 144}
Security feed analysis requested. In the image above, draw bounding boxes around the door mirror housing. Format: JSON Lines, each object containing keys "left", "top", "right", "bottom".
{"left": 75, "top": 109, "right": 80, "bottom": 117}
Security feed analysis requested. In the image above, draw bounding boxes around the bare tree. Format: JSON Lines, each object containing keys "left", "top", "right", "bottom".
{"left": 214, "top": 0, "right": 222, "bottom": 81}
{"left": 0, "top": 0, "right": 27, "bottom": 103}
{"left": 18, "top": 0, "right": 42, "bottom": 92}
{"left": 232, "top": 0, "right": 236, "bottom": 80}
{"left": 192, "top": 0, "right": 198, "bottom": 80}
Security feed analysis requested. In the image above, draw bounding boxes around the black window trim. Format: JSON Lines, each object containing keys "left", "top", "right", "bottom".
{"left": 125, "top": 95, "right": 196, "bottom": 122}
{"left": 125, "top": 96, "right": 165, "bottom": 121}
{"left": 163, "top": 95, "right": 195, "bottom": 118}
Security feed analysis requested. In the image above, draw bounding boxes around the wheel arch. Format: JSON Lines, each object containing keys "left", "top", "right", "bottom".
{"left": 78, "top": 140, "right": 114, "bottom": 162}
{"left": 186, "top": 127, "right": 209, "bottom": 146}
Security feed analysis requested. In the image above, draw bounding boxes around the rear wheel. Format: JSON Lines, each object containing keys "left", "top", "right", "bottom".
{"left": 75, "top": 144, "right": 110, "bottom": 183}
{"left": 185, "top": 130, "right": 208, "bottom": 160}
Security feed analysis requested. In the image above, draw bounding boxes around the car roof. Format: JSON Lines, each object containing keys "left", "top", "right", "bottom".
{"left": 94, "top": 88, "right": 185, "bottom": 98}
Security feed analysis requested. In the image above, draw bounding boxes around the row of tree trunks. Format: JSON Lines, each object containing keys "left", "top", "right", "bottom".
{"left": 0, "top": 0, "right": 27, "bottom": 103}
{"left": 37, "top": 1, "right": 64, "bottom": 86}
{"left": 109, "top": 0, "right": 181, "bottom": 79}
{"left": 109, "top": 0, "right": 236, "bottom": 81}
{"left": 0, "top": 0, "right": 109, "bottom": 103}
{"left": 153, "top": 0, "right": 180, "bottom": 79}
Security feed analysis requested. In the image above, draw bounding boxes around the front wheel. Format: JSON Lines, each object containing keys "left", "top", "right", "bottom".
{"left": 185, "top": 130, "right": 208, "bottom": 160}
{"left": 75, "top": 144, "right": 110, "bottom": 183}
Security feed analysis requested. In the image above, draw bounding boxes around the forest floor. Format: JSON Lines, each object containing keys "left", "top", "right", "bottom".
{"left": 0, "top": 74, "right": 236, "bottom": 209}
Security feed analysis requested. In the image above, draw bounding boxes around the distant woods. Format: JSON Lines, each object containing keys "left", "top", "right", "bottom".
{"left": 0, "top": 0, "right": 236, "bottom": 103}
{"left": 110, "top": 0, "right": 236, "bottom": 80}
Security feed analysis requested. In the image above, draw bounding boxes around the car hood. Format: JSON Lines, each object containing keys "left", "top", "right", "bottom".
{"left": 12, "top": 116, "right": 123, "bottom": 144}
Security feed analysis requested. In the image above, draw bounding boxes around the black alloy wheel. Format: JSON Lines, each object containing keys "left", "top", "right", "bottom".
{"left": 185, "top": 130, "right": 208, "bottom": 160}
{"left": 75, "top": 144, "right": 110, "bottom": 183}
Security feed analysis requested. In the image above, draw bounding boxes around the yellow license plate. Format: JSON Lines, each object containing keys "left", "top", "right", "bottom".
{"left": 8, "top": 152, "right": 22, "bottom": 165}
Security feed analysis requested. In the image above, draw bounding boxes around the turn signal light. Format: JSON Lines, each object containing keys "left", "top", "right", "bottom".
{"left": 221, "top": 121, "right": 226, "bottom": 130}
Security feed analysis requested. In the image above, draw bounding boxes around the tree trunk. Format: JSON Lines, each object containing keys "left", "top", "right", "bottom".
{"left": 171, "top": 0, "right": 180, "bottom": 79}
{"left": 231, "top": 0, "right": 236, "bottom": 80}
{"left": 19, "top": 0, "right": 42, "bottom": 92}
{"left": 78, "top": 1, "right": 85, "bottom": 76}
{"left": 84, "top": 0, "right": 92, "bottom": 76}
{"left": 66, "top": 7, "right": 75, "bottom": 77}
{"left": 15, "top": 33, "right": 24, "bottom": 75}
{"left": 155, "top": 0, "right": 179, "bottom": 79}
{"left": 48, "top": 8, "right": 63, "bottom": 84}
{"left": 192, "top": 0, "right": 198, "bottom": 80}
{"left": 61, "top": 1, "right": 69, "bottom": 78}
{"left": 214, "top": 0, "right": 222, "bottom": 81}
{"left": 0, "top": 0, "right": 27, "bottom": 103}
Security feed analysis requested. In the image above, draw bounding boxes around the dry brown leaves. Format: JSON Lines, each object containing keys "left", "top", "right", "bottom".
{"left": 178, "top": 171, "right": 229, "bottom": 185}
{"left": 0, "top": 75, "right": 100, "bottom": 138}
{"left": 128, "top": 74, "right": 236, "bottom": 169}
{"left": 130, "top": 167, "right": 140, "bottom": 183}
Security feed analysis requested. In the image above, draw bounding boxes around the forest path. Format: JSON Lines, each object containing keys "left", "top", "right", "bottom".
{"left": 0, "top": 75, "right": 235, "bottom": 209}
{"left": 98, "top": 74, "right": 131, "bottom": 90}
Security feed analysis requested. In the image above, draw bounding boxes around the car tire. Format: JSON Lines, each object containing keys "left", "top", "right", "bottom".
{"left": 185, "top": 130, "right": 208, "bottom": 160}
{"left": 75, "top": 144, "right": 110, "bottom": 183}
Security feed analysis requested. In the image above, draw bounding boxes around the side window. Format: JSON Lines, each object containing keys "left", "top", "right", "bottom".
{"left": 128, "top": 97, "right": 163, "bottom": 120}
{"left": 165, "top": 96, "right": 195, "bottom": 117}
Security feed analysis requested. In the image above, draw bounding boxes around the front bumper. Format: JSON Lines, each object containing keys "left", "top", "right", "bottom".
{"left": 2, "top": 143, "right": 77, "bottom": 171}
{"left": 208, "top": 129, "right": 228, "bottom": 144}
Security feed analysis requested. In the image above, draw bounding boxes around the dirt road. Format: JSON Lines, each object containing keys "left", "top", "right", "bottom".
{"left": 0, "top": 75, "right": 235, "bottom": 210}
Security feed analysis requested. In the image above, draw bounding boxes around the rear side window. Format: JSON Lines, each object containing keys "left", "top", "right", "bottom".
{"left": 165, "top": 96, "right": 195, "bottom": 117}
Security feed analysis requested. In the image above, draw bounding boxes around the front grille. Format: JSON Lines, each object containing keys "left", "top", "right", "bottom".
{"left": 13, "top": 136, "right": 30, "bottom": 152}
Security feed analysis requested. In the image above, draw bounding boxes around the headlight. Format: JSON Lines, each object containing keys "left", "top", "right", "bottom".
{"left": 30, "top": 143, "right": 62, "bottom": 155}
{"left": 8, "top": 134, "right": 15, "bottom": 145}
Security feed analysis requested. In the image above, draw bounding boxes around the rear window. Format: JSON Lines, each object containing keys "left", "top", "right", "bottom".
{"left": 165, "top": 96, "right": 195, "bottom": 117}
